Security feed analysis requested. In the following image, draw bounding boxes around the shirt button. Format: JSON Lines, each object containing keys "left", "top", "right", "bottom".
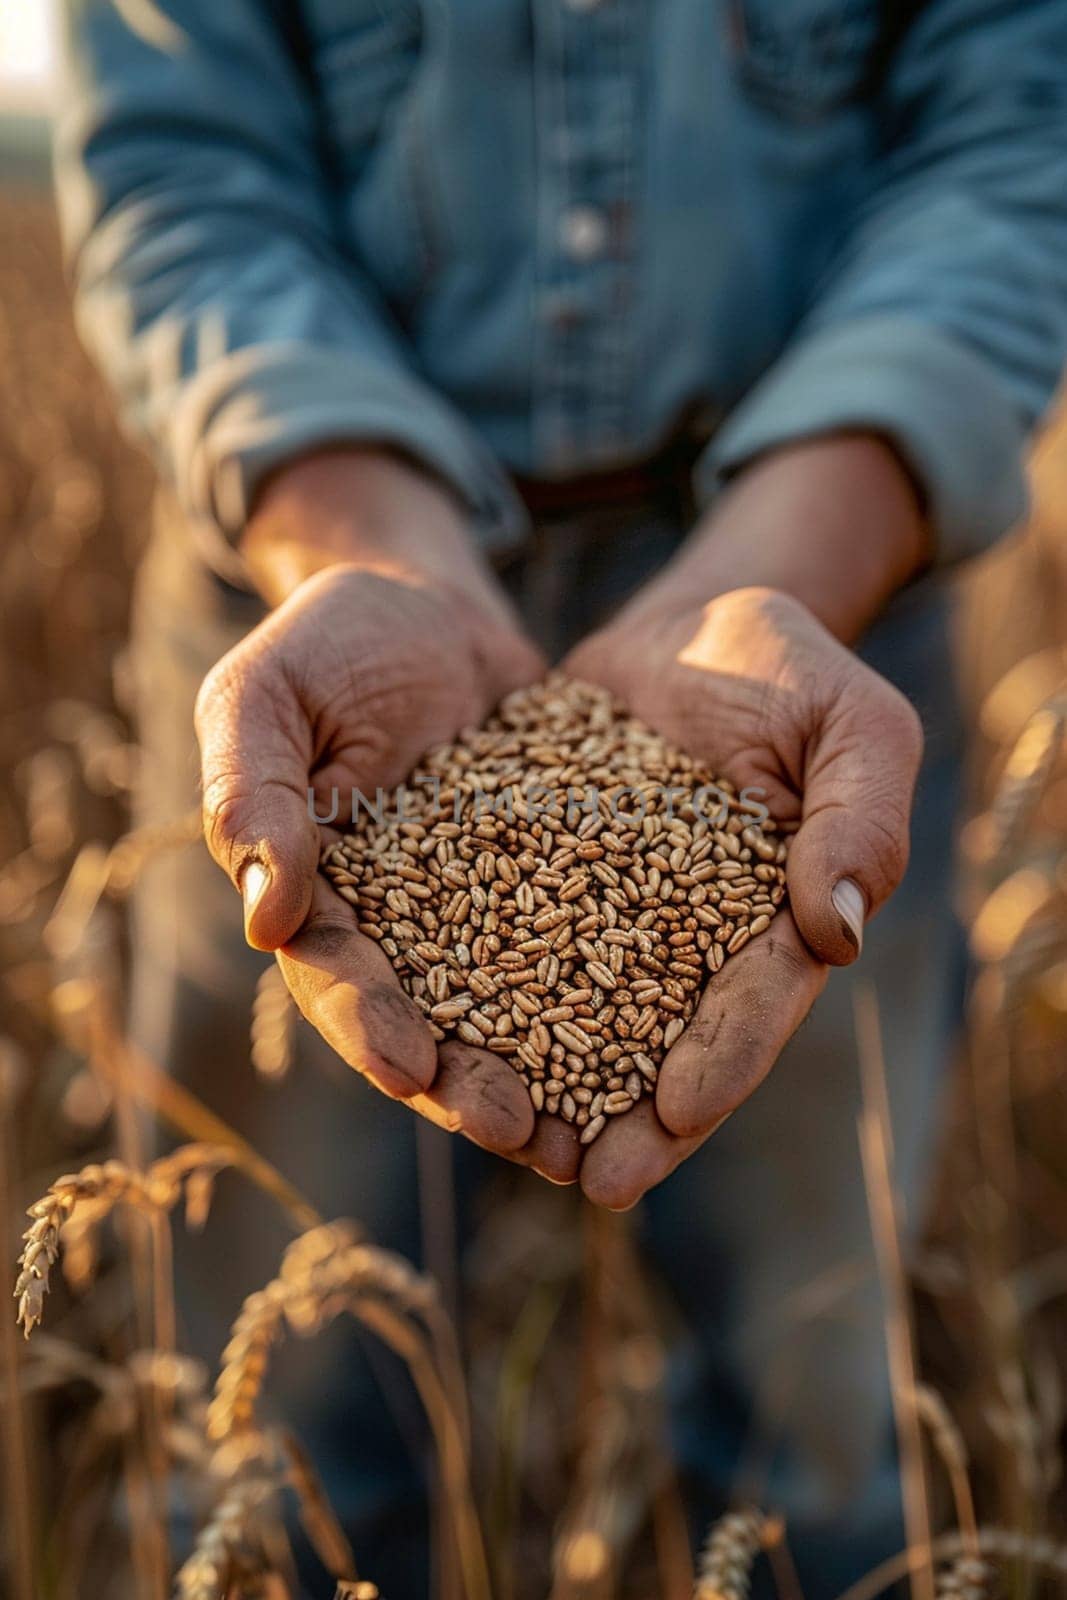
{"left": 561, "top": 205, "right": 608, "bottom": 263}
{"left": 541, "top": 290, "right": 584, "bottom": 330}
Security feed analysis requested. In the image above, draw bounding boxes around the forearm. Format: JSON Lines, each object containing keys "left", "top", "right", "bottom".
{"left": 626, "top": 433, "right": 930, "bottom": 644}
{"left": 240, "top": 446, "right": 518, "bottom": 628}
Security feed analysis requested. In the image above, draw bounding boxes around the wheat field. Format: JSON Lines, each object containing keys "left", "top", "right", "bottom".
{"left": 2, "top": 188, "right": 1067, "bottom": 1600}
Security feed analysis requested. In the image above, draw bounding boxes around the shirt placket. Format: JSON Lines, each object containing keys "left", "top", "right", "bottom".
{"left": 531, "top": 0, "right": 643, "bottom": 475}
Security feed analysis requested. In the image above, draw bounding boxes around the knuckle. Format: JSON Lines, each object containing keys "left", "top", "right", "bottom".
{"left": 676, "top": 1008, "right": 726, "bottom": 1059}
{"left": 706, "top": 1025, "right": 771, "bottom": 1115}
{"left": 753, "top": 587, "right": 807, "bottom": 631}
{"left": 882, "top": 683, "right": 924, "bottom": 762}
{"left": 194, "top": 654, "right": 241, "bottom": 735}
{"left": 363, "top": 979, "right": 424, "bottom": 1038}
{"left": 192, "top": 667, "right": 219, "bottom": 733}
{"left": 761, "top": 928, "right": 818, "bottom": 991}
{"left": 201, "top": 781, "right": 256, "bottom": 855}
{"left": 862, "top": 809, "right": 911, "bottom": 894}
{"left": 196, "top": 641, "right": 284, "bottom": 747}
{"left": 287, "top": 910, "right": 356, "bottom": 965}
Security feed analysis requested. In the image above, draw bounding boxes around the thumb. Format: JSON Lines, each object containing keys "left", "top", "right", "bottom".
{"left": 787, "top": 674, "right": 923, "bottom": 966}
{"left": 195, "top": 651, "right": 319, "bottom": 950}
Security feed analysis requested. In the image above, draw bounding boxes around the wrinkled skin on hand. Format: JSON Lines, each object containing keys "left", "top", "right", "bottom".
{"left": 196, "top": 567, "right": 922, "bottom": 1208}
{"left": 562, "top": 585, "right": 923, "bottom": 1207}
{"left": 195, "top": 562, "right": 560, "bottom": 1165}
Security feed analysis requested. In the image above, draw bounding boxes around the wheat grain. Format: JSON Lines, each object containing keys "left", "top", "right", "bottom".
{"left": 322, "top": 676, "right": 787, "bottom": 1139}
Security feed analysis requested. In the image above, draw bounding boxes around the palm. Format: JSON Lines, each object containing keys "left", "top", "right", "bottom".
{"left": 563, "top": 594, "right": 845, "bottom": 1207}
{"left": 198, "top": 562, "right": 558, "bottom": 1168}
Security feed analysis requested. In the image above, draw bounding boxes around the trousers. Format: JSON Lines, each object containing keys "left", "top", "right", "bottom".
{"left": 129, "top": 488, "right": 964, "bottom": 1597}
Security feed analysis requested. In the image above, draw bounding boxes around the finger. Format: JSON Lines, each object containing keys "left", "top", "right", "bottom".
{"left": 410, "top": 1042, "right": 535, "bottom": 1155}
{"left": 584, "top": 915, "right": 826, "bottom": 1209}
{"left": 655, "top": 909, "right": 827, "bottom": 1138}
{"left": 788, "top": 677, "right": 923, "bottom": 965}
{"left": 195, "top": 649, "right": 318, "bottom": 950}
{"left": 277, "top": 876, "right": 437, "bottom": 1098}
{"left": 580, "top": 1099, "right": 702, "bottom": 1212}
{"left": 512, "top": 1115, "right": 582, "bottom": 1186}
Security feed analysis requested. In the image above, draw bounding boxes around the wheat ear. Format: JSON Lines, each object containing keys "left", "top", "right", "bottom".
{"left": 14, "top": 1144, "right": 233, "bottom": 1336}
{"left": 693, "top": 1508, "right": 767, "bottom": 1599}
{"left": 209, "top": 1221, "right": 489, "bottom": 1600}
{"left": 173, "top": 1467, "right": 278, "bottom": 1600}
{"left": 934, "top": 1553, "right": 991, "bottom": 1600}
{"left": 834, "top": 1525, "right": 1067, "bottom": 1600}
{"left": 251, "top": 962, "right": 296, "bottom": 1083}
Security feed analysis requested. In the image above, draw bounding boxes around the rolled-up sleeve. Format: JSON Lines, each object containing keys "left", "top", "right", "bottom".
{"left": 54, "top": 0, "right": 525, "bottom": 582}
{"left": 698, "top": 0, "right": 1067, "bottom": 567}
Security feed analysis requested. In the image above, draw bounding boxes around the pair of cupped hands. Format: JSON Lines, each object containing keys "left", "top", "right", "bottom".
{"left": 195, "top": 443, "right": 925, "bottom": 1209}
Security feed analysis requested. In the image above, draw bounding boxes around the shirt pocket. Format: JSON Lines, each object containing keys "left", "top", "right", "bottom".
{"left": 724, "top": 0, "right": 883, "bottom": 123}
{"left": 311, "top": 1, "right": 442, "bottom": 302}
{"left": 312, "top": 1, "right": 423, "bottom": 165}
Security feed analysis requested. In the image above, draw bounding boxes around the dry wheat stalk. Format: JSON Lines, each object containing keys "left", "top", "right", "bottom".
{"left": 855, "top": 984, "right": 936, "bottom": 1600}
{"left": 177, "top": 1425, "right": 359, "bottom": 1599}
{"left": 207, "top": 1222, "right": 362, "bottom": 1442}
{"left": 208, "top": 1220, "right": 442, "bottom": 1444}
{"left": 0, "top": 1038, "right": 34, "bottom": 1600}
{"left": 95, "top": 1025, "right": 322, "bottom": 1232}
{"left": 551, "top": 1208, "right": 679, "bottom": 1600}
{"left": 209, "top": 1222, "right": 489, "bottom": 1600}
{"left": 14, "top": 1144, "right": 234, "bottom": 1336}
{"left": 833, "top": 1523, "right": 1067, "bottom": 1600}
{"left": 322, "top": 675, "right": 787, "bottom": 1141}
{"left": 912, "top": 1384, "right": 979, "bottom": 1556}
{"left": 35, "top": 1343, "right": 213, "bottom": 1597}
{"left": 278, "top": 1429, "right": 356, "bottom": 1582}
{"left": 693, "top": 1507, "right": 767, "bottom": 1599}
{"left": 208, "top": 1238, "right": 440, "bottom": 1440}
{"left": 104, "top": 809, "right": 203, "bottom": 897}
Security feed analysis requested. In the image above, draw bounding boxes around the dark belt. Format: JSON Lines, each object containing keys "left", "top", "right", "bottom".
{"left": 510, "top": 429, "right": 707, "bottom": 520}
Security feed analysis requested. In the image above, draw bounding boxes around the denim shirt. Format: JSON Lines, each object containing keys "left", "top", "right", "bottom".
{"left": 55, "top": 1, "right": 1067, "bottom": 580}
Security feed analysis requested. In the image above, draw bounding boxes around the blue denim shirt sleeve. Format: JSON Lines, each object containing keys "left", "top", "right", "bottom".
{"left": 56, "top": 1, "right": 1067, "bottom": 578}
{"left": 698, "top": 0, "right": 1067, "bottom": 564}
{"left": 53, "top": 0, "right": 527, "bottom": 583}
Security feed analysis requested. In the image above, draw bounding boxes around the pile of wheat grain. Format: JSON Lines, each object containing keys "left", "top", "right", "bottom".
{"left": 321, "top": 675, "right": 787, "bottom": 1145}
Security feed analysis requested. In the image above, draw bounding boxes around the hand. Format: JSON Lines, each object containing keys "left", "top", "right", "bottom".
{"left": 195, "top": 449, "right": 549, "bottom": 1161}
{"left": 564, "top": 583, "right": 923, "bottom": 1208}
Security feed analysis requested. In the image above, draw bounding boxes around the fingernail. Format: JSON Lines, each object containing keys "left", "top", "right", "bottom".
{"left": 241, "top": 861, "right": 269, "bottom": 919}
{"left": 831, "top": 877, "right": 866, "bottom": 953}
